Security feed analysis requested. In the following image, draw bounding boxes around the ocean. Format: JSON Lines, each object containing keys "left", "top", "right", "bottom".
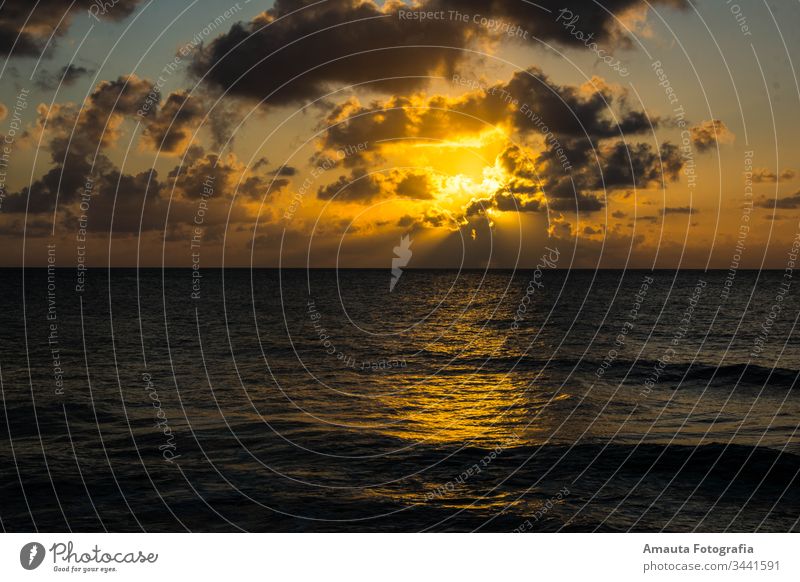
{"left": 0, "top": 268, "right": 798, "bottom": 532}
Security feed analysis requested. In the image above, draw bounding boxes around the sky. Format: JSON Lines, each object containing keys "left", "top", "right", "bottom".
{"left": 0, "top": 0, "right": 799, "bottom": 269}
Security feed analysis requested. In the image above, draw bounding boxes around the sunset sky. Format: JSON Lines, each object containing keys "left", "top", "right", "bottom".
{"left": 1, "top": 0, "right": 799, "bottom": 268}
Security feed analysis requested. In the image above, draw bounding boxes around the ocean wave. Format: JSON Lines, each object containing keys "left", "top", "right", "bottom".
{"left": 410, "top": 353, "right": 798, "bottom": 389}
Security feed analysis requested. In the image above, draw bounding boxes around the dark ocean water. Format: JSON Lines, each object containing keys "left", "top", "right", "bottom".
{"left": 0, "top": 268, "right": 798, "bottom": 532}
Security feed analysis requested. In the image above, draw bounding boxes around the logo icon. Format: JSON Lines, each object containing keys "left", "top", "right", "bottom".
{"left": 20, "top": 542, "right": 45, "bottom": 570}
{"left": 390, "top": 234, "right": 413, "bottom": 292}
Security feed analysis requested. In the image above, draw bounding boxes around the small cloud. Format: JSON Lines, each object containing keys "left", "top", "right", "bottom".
{"left": 270, "top": 165, "right": 297, "bottom": 177}
{"left": 752, "top": 168, "right": 796, "bottom": 183}
{"left": 612, "top": 210, "right": 627, "bottom": 218}
{"left": 661, "top": 206, "right": 697, "bottom": 215}
{"left": 756, "top": 191, "right": 800, "bottom": 209}
{"left": 35, "top": 64, "right": 94, "bottom": 90}
{"left": 690, "top": 120, "right": 735, "bottom": 152}
{"left": 397, "top": 208, "right": 460, "bottom": 231}
{"left": 637, "top": 216, "right": 659, "bottom": 224}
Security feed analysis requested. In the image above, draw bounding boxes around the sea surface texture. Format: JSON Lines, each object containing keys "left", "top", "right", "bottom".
{"left": 0, "top": 268, "right": 798, "bottom": 531}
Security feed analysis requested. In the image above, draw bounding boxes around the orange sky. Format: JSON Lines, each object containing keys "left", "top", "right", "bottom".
{"left": 1, "top": 0, "right": 799, "bottom": 268}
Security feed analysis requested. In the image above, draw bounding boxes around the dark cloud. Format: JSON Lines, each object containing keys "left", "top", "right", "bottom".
{"left": 752, "top": 168, "right": 796, "bottom": 183}
{"left": 319, "top": 94, "right": 499, "bottom": 156}
{"left": 0, "top": 0, "right": 145, "bottom": 57}
{"left": 142, "top": 90, "right": 205, "bottom": 154}
{"left": 661, "top": 206, "right": 696, "bottom": 215}
{"left": 35, "top": 64, "right": 95, "bottom": 90}
{"left": 317, "top": 169, "right": 379, "bottom": 202}
{"left": 595, "top": 141, "right": 682, "bottom": 190}
{"left": 1, "top": 153, "right": 103, "bottom": 213}
{"left": 315, "top": 68, "right": 663, "bottom": 216}
{"left": 2, "top": 76, "right": 276, "bottom": 225}
{"left": 465, "top": 191, "right": 544, "bottom": 214}
{"left": 270, "top": 165, "right": 298, "bottom": 177}
{"left": 477, "top": 145, "right": 547, "bottom": 212}
{"left": 394, "top": 172, "right": 434, "bottom": 200}
{"left": 62, "top": 168, "right": 166, "bottom": 234}
{"left": 689, "top": 119, "right": 734, "bottom": 152}
{"left": 524, "top": 140, "right": 681, "bottom": 214}
{"left": 190, "top": 0, "right": 476, "bottom": 106}
{"left": 3, "top": 75, "right": 153, "bottom": 213}
{"left": 426, "top": 0, "right": 686, "bottom": 49}
{"left": 460, "top": 148, "right": 547, "bottom": 215}
{"left": 316, "top": 75, "right": 670, "bottom": 215}
{"left": 496, "top": 144, "right": 541, "bottom": 195}
{"left": 167, "top": 147, "right": 283, "bottom": 201}
{"left": 86, "top": 75, "right": 155, "bottom": 120}
{"left": 317, "top": 168, "right": 434, "bottom": 202}
{"left": 494, "top": 191, "right": 543, "bottom": 212}
{"left": 504, "top": 68, "right": 655, "bottom": 139}
{"left": 60, "top": 166, "right": 254, "bottom": 237}
{"left": 190, "top": 0, "right": 684, "bottom": 106}
{"left": 464, "top": 197, "right": 495, "bottom": 217}
{"left": 397, "top": 208, "right": 460, "bottom": 231}
{"left": 319, "top": 67, "right": 655, "bottom": 157}
{"left": 757, "top": 192, "right": 800, "bottom": 210}
{"left": 548, "top": 193, "right": 604, "bottom": 212}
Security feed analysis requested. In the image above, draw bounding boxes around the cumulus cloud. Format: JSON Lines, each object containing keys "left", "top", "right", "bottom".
{"left": 752, "top": 168, "right": 796, "bottom": 183}
{"left": 0, "top": 0, "right": 145, "bottom": 57}
{"left": 142, "top": 90, "right": 205, "bottom": 154}
{"left": 190, "top": 0, "right": 684, "bottom": 106}
{"left": 190, "top": 0, "right": 476, "bottom": 106}
{"left": 313, "top": 69, "right": 680, "bottom": 216}
{"left": 689, "top": 119, "right": 735, "bottom": 152}
{"left": 167, "top": 146, "right": 285, "bottom": 201}
{"left": 319, "top": 67, "right": 655, "bottom": 155}
{"left": 59, "top": 166, "right": 255, "bottom": 238}
{"left": 2, "top": 75, "right": 279, "bottom": 224}
{"left": 504, "top": 69, "right": 655, "bottom": 139}
{"left": 596, "top": 141, "right": 682, "bottom": 189}
{"left": 527, "top": 139, "right": 682, "bottom": 214}
{"left": 2, "top": 0, "right": 694, "bottom": 249}
{"left": 465, "top": 192, "right": 544, "bottom": 217}
{"left": 3, "top": 75, "right": 154, "bottom": 213}
{"left": 317, "top": 168, "right": 435, "bottom": 202}
{"left": 313, "top": 66, "right": 673, "bottom": 215}
{"left": 319, "top": 93, "right": 506, "bottom": 159}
